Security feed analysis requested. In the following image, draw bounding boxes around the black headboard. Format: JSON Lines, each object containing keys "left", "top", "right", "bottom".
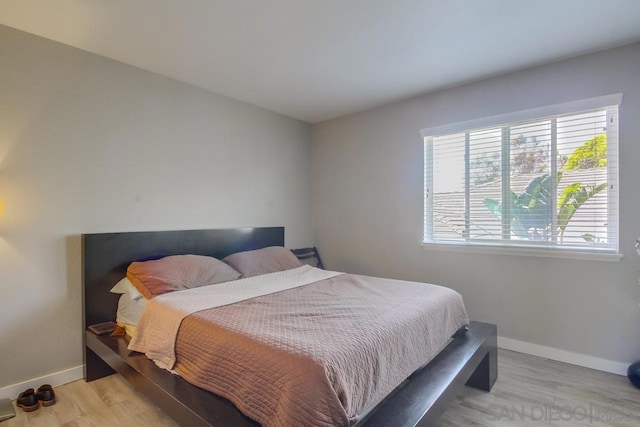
{"left": 82, "top": 227, "right": 284, "bottom": 328}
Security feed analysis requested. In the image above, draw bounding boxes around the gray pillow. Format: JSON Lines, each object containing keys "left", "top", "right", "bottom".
{"left": 223, "top": 246, "right": 303, "bottom": 278}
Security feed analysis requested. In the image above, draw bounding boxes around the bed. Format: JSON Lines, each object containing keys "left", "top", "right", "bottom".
{"left": 82, "top": 227, "right": 497, "bottom": 426}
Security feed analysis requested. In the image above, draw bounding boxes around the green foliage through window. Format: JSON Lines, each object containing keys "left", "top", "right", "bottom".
{"left": 563, "top": 134, "right": 607, "bottom": 170}
{"left": 483, "top": 136, "right": 607, "bottom": 242}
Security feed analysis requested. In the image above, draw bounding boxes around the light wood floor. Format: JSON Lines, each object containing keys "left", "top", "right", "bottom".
{"left": 5, "top": 349, "right": 640, "bottom": 426}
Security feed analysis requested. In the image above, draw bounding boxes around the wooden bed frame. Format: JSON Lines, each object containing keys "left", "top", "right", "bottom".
{"left": 82, "top": 227, "right": 497, "bottom": 426}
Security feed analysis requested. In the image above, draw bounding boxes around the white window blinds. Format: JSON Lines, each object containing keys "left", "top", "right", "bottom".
{"left": 423, "top": 96, "right": 620, "bottom": 254}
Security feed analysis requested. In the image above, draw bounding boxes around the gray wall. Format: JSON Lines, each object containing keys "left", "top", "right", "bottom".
{"left": 0, "top": 25, "right": 312, "bottom": 389}
{"left": 312, "top": 43, "right": 640, "bottom": 366}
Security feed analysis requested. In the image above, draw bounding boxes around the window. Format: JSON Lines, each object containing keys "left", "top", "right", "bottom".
{"left": 422, "top": 95, "right": 621, "bottom": 255}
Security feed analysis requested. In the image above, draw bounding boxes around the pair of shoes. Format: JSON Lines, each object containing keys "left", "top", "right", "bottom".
{"left": 16, "top": 385, "right": 56, "bottom": 412}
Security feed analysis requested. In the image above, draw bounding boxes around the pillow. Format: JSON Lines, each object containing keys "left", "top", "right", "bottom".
{"left": 223, "top": 246, "right": 303, "bottom": 278}
{"left": 110, "top": 277, "right": 143, "bottom": 301}
{"left": 127, "top": 254, "right": 241, "bottom": 299}
{"left": 116, "top": 293, "right": 148, "bottom": 326}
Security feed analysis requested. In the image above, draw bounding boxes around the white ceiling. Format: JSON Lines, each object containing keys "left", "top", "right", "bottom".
{"left": 1, "top": 1, "right": 640, "bottom": 123}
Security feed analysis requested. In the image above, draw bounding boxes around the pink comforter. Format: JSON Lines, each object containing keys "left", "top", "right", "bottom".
{"left": 171, "top": 273, "right": 468, "bottom": 426}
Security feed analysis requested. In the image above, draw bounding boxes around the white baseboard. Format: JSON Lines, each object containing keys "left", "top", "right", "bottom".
{"left": 498, "top": 336, "right": 629, "bottom": 376}
{"left": 0, "top": 365, "right": 84, "bottom": 401}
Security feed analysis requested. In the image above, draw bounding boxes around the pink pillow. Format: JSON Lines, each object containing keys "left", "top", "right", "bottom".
{"left": 223, "top": 246, "right": 303, "bottom": 278}
{"left": 127, "top": 254, "right": 241, "bottom": 299}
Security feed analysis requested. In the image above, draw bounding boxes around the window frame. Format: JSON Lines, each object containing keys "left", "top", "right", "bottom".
{"left": 421, "top": 94, "right": 622, "bottom": 261}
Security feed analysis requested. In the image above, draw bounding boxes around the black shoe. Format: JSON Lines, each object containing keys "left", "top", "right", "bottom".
{"left": 35, "top": 384, "right": 56, "bottom": 407}
{"left": 17, "top": 389, "right": 38, "bottom": 412}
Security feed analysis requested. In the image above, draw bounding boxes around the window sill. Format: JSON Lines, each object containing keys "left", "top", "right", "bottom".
{"left": 421, "top": 241, "right": 623, "bottom": 262}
